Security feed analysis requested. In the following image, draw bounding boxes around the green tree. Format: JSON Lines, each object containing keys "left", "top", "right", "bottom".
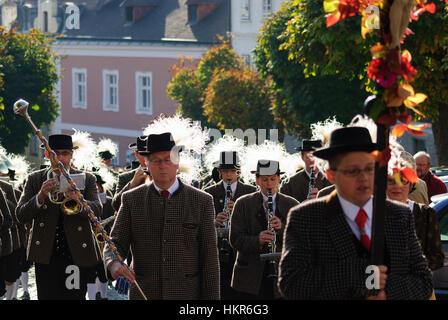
{"left": 255, "top": 0, "right": 448, "bottom": 162}
{"left": 254, "top": 1, "right": 367, "bottom": 138}
{"left": 0, "top": 27, "right": 60, "bottom": 154}
{"left": 168, "top": 37, "right": 275, "bottom": 132}
{"left": 203, "top": 68, "right": 274, "bottom": 131}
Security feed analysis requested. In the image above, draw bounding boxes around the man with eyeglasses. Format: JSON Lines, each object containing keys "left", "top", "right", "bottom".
{"left": 16, "top": 134, "right": 102, "bottom": 299}
{"left": 414, "top": 151, "right": 447, "bottom": 201}
{"left": 279, "top": 126, "right": 433, "bottom": 300}
{"left": 103, "top": 132, "right": 220, "bottom": 300}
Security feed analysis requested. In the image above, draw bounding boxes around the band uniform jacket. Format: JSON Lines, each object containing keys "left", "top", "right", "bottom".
{"left": 112, "top": 168, "right": 137, "bottom": 212}
{"left": 0, "top": 190, "right": 13, "bottom": 256}
{"left": 103, "top": 179, "right": 220, "bottom": 300}
{"left": 280, "top": 169, "right": 332, "bottom": 203}
{"left": 204, "top": 180, "right": 257, "bottom": 218}
{"left": 16, "top": 167, "right": 103, "bottom": 268}
{"left": 229, "top": 191, "right": 299, "bottom": 296}
{"left": 412, "top": 202, "right": 444, "bottom": 271}
{"left": 279, "top": 191, "right": 433, "bottom": 300}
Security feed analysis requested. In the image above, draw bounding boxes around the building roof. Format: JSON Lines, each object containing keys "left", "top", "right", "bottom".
{"left": 61, "top": 0, "right": 230, "bottom": 44}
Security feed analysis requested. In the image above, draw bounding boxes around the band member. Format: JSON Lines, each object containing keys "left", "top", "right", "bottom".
{"left": 280, "top": 140, "right": 331, "bottom": 202}
{"left": 112, "top": 135, "right": 149, "bottom": 212}
{"left": 103, "top": 132, "right": 220, "bottom": 300}
{"left": 16, "top": 134, "right": 103, "bottom": 300}
{"left": 279, "top": 126, "right": 433, "bottom": 299}
{"left": 204, "top": 151, "right": 256, "bottom": 300}
{"left": 97, "top": 138, "right": 118, "bottom": 171}
{"left": 230, "top": 160, "right": 299, "bottom": 299}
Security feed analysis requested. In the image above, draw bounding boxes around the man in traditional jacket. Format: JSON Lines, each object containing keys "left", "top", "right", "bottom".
{"left": 230, "top": 160, "right": 298, "bottom": 299}
{"left": 16, "top": 134, "right": 103, "bottom": 300}
{"left": 279, "top": 127, "right": 433, "bottom": 300}
{"left": 204, "top": 151, "right": 256, "bottom": 300}
{"left": 280, "top": 140, "right": 331, "bottom": 202}
{"left": 104, "top": 132, "right": 220, "bottom": 300}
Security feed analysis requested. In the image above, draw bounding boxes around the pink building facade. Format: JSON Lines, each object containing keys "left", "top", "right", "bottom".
{"left": 52, "top": 41, "right": 209, "bottom": 166}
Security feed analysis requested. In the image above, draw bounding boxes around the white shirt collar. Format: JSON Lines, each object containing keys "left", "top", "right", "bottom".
{"left": 407, "top": 199, "right": 415, "bottom": 212}
{"left": 153, "top": 178, "right": 179, "bottom": 198}
{"left": 338, "top": 194, "right": 373, "bottom": 223}
{"left": 222, "top": 180, "right": 237, "bottom": 197}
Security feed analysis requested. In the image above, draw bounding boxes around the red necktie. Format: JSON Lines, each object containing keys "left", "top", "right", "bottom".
{"left": 160, "top": 190, "right": 170, "bottom": 199}
{"left": 355, "top": 208, "right": 371, "bottom": 251}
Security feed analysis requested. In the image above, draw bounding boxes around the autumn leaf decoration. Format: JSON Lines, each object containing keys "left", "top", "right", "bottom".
{"left": 391, "top": 114, "right": 429, "bottom": 137}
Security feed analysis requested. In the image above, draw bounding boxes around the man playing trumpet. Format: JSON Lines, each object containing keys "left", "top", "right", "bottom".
{"left": 16, "top": 134, "right": 102, "bottom": 300}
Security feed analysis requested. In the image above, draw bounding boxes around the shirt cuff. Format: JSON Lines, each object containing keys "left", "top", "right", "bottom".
{"left": 35, "top": 194, "right": 43, "bottom": 208}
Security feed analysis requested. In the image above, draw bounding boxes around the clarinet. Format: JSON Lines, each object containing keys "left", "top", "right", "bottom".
{"left": 266, "top": 188, "right": 278, "bottom": 279}
{"left": 219, "top": 180, "right": 232, "bottom": 259}
{"left": 306, "top": 166, "right": 315, "bottom": 199}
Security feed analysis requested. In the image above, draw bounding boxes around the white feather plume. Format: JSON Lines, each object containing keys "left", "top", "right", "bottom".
{"left": 71, "top": 129, "right": 103, "bottom": 171}
{"left": 97, "top": 138, "right": 118, "bottom": 157}
{"left": 177, "top": 153, "right": 202, "bottom": 186}
{"left": 203, "top": 135, "right": 246, "bottom": 175}
{"left": 348, "top": 114, "right": 377, "bottom": 143}
{"left": 96, "top": 166, "right": 118, "bottom": 193}
{"left": 8, "top": 153, "right": 31, "bottom": 187}
{"left": 310, "top": 117, "right": 344, "bottom": 175}
{"left": 239, "top": 140, "right": 302, "bottom": 185}
{"left": 142, "top": 114, "right": 210, "bottom": 154}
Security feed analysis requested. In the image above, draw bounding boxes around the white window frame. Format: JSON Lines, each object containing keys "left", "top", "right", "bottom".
{"left": 241, "top": 0, "right": 251, "bottom": 21}
{"left": 135, "top": 72, "right": 153, "bottom": 115}
{"left": 111, "top": 141, "right": 120, "bottom": 167}
{"left": 263, "top": 0, "right": 272, "bottom": 18}
{"left": 72, "top": 68, "right": 87, "bottom": 109}
{"left": 102, "top": 69, "right": 119, "bottom": 112}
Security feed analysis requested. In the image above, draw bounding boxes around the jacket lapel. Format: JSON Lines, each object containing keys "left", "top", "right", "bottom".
{"left": 324, "top": 191, "right": 358, "bottom": 259}
{"left": 255, "top": 191, "right": 268, "bottom": 230}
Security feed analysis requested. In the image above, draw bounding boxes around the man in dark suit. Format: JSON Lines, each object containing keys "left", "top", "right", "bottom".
{"left": 204, "top": 151, "right": 256, "bottom": 300}
{"left": 112, "top": 135, "right": 149, "bottom": 211}
{"left": 16, "top": 134, "right": 103, "bottom": 300}
{"left": 279, "top": 127, "right": 433, "bottom": 300}
{"left": 280, "top": 140, "right": 331, "bottom": 202}
{"left": 230, "top": 160, "right": 299, "bottom": 299}
{"left": 104, "top": 132, "right": 220, "bottom": 300}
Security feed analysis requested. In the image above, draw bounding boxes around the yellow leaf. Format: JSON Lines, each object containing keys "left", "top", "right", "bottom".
{"left": 323, "top": 0, "right": 340, "bottom": 13}
{"left": 404, "top": 93, "right": 427, "bottom": 108}
{"left": 398, "top": 83, "right": 414, "bottom": 99}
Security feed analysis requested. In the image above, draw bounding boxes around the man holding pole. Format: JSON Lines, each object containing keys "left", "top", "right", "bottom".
{"left": 279, "top": 126, "right": 433, "bottom": 300}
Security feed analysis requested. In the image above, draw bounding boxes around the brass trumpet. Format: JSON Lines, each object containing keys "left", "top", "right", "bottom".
{"left": 46, "top": 163, "right": 83, "bottom": 215}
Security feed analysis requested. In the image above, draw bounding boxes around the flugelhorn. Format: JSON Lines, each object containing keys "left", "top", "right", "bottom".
{"left": 13, "top": 99, "right": 147, "bottom": 300}
{"left": 46, "top": 167, "right": 83, "bottom": 215}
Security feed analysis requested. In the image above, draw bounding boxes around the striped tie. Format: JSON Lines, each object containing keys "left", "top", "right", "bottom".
{"left": 355, "top": 208, "right": 371, "bottom": 251}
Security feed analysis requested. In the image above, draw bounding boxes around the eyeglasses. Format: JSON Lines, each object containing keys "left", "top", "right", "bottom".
{"left": 54, "top": 151, "right": 72, "bottom": 157}
{"left": 387, "top": 177, "right": 410, "bottom": 186}
{"left": 149, "top": 159, "right": 175, "bottom": 166}
{"left": 331, "top": 166, "right": 375, "bottom": 177}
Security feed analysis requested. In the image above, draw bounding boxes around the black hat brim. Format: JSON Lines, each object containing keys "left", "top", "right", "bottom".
{"left": 313, "top": 143, "right": 378, "bottom": 160}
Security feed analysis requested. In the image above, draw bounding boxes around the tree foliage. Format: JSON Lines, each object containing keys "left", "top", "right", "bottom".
{"left": 203, "top": 68, "right": 274, "bottom": 131}
{"left": 254, "top": 0, "right": 448, "bottom": 139}
{"left": 0, "top": 27, "right": 60, "bottom": 154}
{"left": 167, "top": 37, "right": 275, "bottom": 132}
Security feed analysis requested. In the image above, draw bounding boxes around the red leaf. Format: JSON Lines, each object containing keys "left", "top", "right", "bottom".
{"left": 326, "top": 12, "right": 341, "bottom": 27}
{"left": 401, "top": 167, "right": 419, "bottom": 183}
{"left": 425, "top": 3, "right": 436, "bottom": 13}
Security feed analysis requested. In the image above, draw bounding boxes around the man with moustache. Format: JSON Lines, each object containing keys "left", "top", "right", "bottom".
{"left": 230, "top": 160, "right": 298, "bottom": 299}
{"left": 280, "top": 140, "right": 331, "bottom": 202}
{"left": 279, "top": 127, "right": 433, "bottom": 300}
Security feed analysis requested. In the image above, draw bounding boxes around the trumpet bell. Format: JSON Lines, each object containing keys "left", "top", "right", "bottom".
{"left": 61, "top": 198, "right": 82, "bottom": 215}
{"left": 13, "top": 99, "right": 29, "bottom": 117}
